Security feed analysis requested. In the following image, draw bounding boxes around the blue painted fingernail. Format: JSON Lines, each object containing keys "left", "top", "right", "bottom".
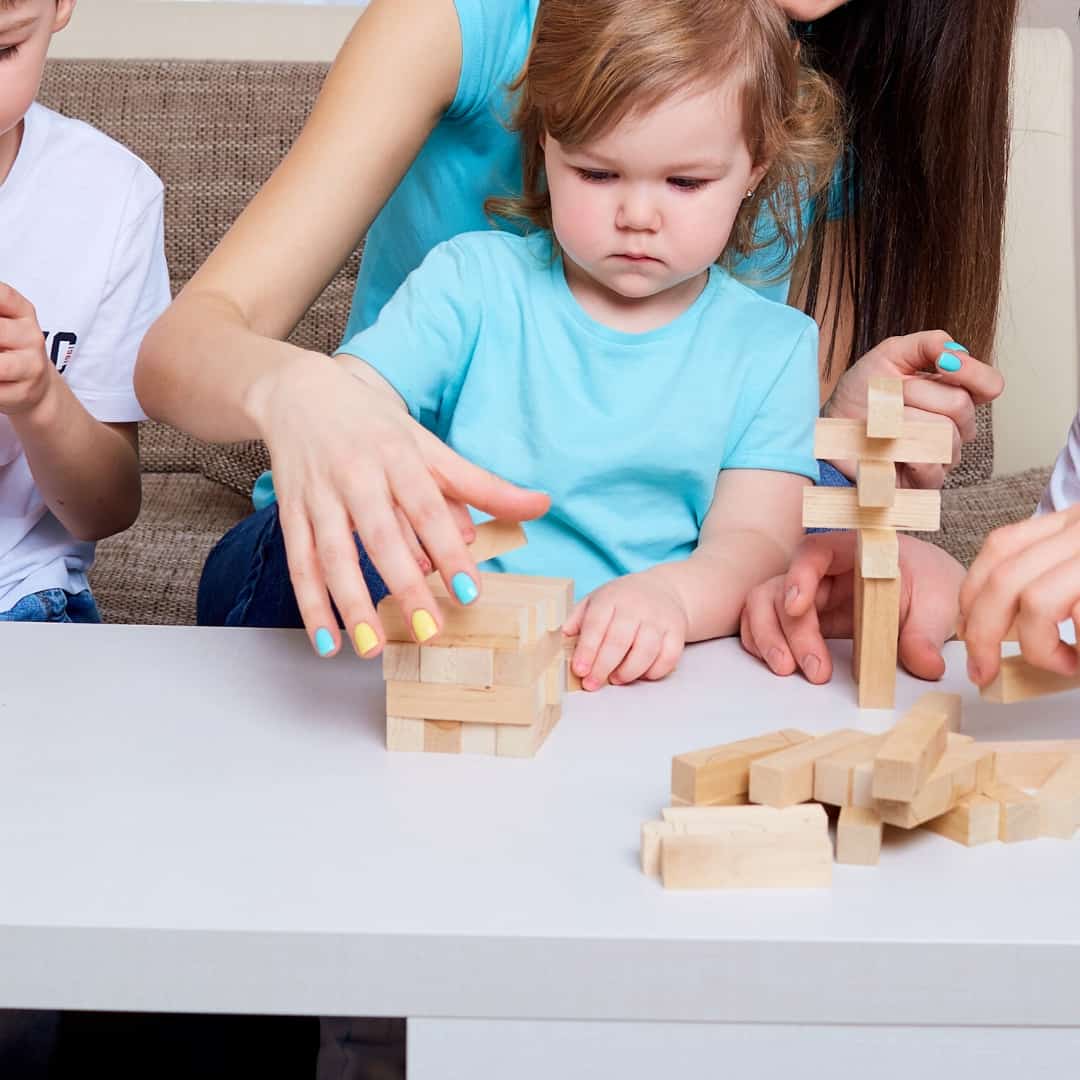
{"left": 937, "top": 352, "right": 962, "bottom": 373}
{"left": 944, "top": 341, "right": 969, "bottom": 353}
{"left": 314, "top": 627, "right": 335, "bottom": 656}
{"left": 452, "top": 572, "right": 478, "bottom": 605}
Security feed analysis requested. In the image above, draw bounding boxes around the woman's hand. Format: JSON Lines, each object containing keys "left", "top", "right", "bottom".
{"left": 739, "top": 531, "right": 965, "bottom": 684}
{"left": 250, "top": 354, "right": 550, "bottom": 658}
{"left": 823, "top": 331, "right": 1004, "bottom": 488}
{"left": 960, "top": 507, "right": 1080, "bottom": 688}
{"left": 563, "top": 571, "right": 689, "bottom": 692}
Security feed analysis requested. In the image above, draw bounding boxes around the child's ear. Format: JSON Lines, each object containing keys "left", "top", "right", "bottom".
{"left": 53, "top": 0, "right": 77, "bottom": 34}
{"left": 748, "top": 162, "right": 770, "bottom": 195}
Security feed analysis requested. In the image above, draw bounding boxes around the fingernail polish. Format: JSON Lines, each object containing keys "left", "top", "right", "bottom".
{"left": 354, "top": 622, "right": 378, "bottom": 656}
{"left": 314, "top": 627, "right": 335, "bottom": 657}
{"left": 452, "top": 572, "right": 478, "bottom": 605}
{"left": 802, "top": 654, "right": 821, "bottom": 679}
{"left": 944, "top": 341, "right": 969, "bottom": 353}
{"left": 411, "top": 609, "right": 438, "bottom": 643}
{"left": 937, "top": 352, "right": 962, "bottom": 373}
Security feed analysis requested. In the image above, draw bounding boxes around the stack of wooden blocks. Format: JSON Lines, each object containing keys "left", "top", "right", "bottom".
{"left": 804, "top": 377, "right": 952, "bottom": 708}
{"left": 643, "top": 690, "right": 1080, "bottom": 889}
{"left": 378, "top": 570, "right": 576, "bottom": 758}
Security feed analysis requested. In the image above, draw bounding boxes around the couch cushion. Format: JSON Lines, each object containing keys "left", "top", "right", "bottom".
{"left": 89, "top": 473, "right": 249, "bottom": 625}
{"left": 918, "top": 466, "right": 1050, "bottom": 568}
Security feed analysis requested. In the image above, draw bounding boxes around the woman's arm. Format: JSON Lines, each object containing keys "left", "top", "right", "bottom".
{"left": 136, "top": 0, "right": 463, "bottom": 441}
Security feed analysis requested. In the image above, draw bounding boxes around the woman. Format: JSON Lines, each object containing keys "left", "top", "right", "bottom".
{"left": 136, "top": 0, "right": 1013, "bottom": 660}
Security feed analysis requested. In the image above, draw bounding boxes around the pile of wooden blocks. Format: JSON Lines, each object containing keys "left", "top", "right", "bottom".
{"left": 376, "top": 524, "right": 576, "bottom": 757}
{"left": 804, "top": 377, "right": 952, "bottom": 708}
{"left": 643, "top": 690, "right": 1080, "bottom": 889}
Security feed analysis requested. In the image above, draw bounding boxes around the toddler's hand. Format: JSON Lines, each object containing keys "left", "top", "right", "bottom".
{"left": 563, "top": 572, "right": 688, "bottom": 691}
{"left": 0, "top": 283, "right": 53, "bottom": 417}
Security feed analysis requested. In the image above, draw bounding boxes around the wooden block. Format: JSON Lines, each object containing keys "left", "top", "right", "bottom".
{"left": 858, "top": 528, "right": 899, "bottom": 580}
{"left": 980, "top": 654, "right": 1080, "bottom": 704}
{"left": 460, "top": 722, "right": 499, "bottom": 756}
{"left": 814, "top": 734, "right": 888, "bottom": 807}
{"left": 981, "top": 739, "right": 1080, "bottom": 755}
{"left": 872, "top": 695, "right": 955, "bottom": 800}
{"left": 641, "top": 820, "right": 677, "bottom": 877}
{"left": 853, "top": 570, "right": 900, "bottom": 709}
{"left": 566, "top": 661, "right": 583, "bottom": 693}
{"left": 803, "top": 487, "right": 941, "bottom": 532}
{"left": 427, "top": 572, "right": 548, "bottom": 641}
{"left": 923, "top": 794, "right": 1001, "bottom": 846}
{"left": 386, "top": 715, "right": 425, "bottom": 753}
{"left": 377, "top": 594, "right": 534, "bottom": 649}
{"left": 479, "top": 573, "right": 574, "bottom": 631}
{"left": 381, "top": 643, "right": 420, "bottom": 682}
{"left": 659, "top": 805, "right": 833, "bottom": 890}
{"left": 749, "top": 729, "right": 870, "bottom": 808}
{"left": 866, "top": 376, "right": 904, "bottom": 438}
{"left": 1035, "top": 756, "right": 1080, "bottom": 839}
{"left": 495, "top": 703, "right": 561, "bottom": 758}
{"left": 544, "top": 653, "right": 565, "bottom": 705}
{"left": 875, "top": 742, "right": 994, "bottom": 828}
{"left": 836, "top": 806, "right": 883, "bottom": 866}
{"left": 814, "top": 416, "right": 953, "bottom": 465}
{"left": 914, "top": 691, "right": 964, "bottom": 733}
{"left": 982, "top": 780, "right": 1040, "bottom": 842}
{"left": 660, "top": 804, "right": 826, "bottom": 830}
{"left": 857, "top": 459, "right": 896, "bottom": 508}
{"left": 492, "top": 629, "right": 563, "bottom": 687}
{"left": 993, "top": 750, "right": 1068, "bottom": 790}
{"left": 419, "top": 645, "right": 494, "bottom": 686}
{"left": 386, "top": 676, "right": 544, "bottom": 726}
{"left": 423, "top": 719, "right": 463, "bottom": 754}
{"left": 467, "top": 519, "right": 528, "bottom": 564}
{"left": 671, "top": 729, "right": 813, "bottom": 805}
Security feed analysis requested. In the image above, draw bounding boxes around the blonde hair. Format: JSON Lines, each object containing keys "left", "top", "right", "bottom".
{"left": 486, "top": 0, "right": 843, "bottom": 279}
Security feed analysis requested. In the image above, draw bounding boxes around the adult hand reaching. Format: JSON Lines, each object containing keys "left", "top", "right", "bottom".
{"left": 740, "top": 531, "right": 965, "bottom": 684}
{"left": 960, "top": 507, "right": 1080, "bottom": 689}
{"left": 249, "top": 354, "right": 550, "bottom": 657}
{"left": 823, "top": 331, "right": 1004, "bottom": 489}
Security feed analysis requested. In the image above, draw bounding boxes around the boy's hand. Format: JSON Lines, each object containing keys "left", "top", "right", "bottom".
{"left": 0, "top": 283, "right": 54, "bottom": 417}
{"left": 739, "top": 531, "right": 964, "bottom": 684}
{"left": 563, "top": 572, "right": 688, "bottom": 691}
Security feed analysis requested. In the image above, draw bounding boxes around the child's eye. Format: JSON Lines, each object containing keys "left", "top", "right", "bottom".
{"left": 575, "top": 168, "right": 615, "bottom": 183}
{"left": 0, "top": 45, "right": 20, "bottom": 63}
{"left": 668, "top": 177, "right": 709, "bottom": 191}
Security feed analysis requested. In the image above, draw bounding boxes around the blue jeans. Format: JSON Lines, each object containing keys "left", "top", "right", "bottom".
{"left": 0, "top": 588, "right": 101, "bottom": 623}
{"left": 197, "top": 502, "right": 389, "bottom": 628}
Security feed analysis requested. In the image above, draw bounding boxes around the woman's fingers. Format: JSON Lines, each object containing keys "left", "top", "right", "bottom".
{"left": 278, "top": 497, "right": 344, "bottom": 656}
{"left": 902, "top": 381, "right": 975, "bottom": 444}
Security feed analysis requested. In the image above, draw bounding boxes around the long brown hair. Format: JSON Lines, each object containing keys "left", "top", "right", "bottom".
{"left": 487, "top": 0, "right": 843, "bottom": 277}
{"left": 794, "top": 1, "right": 1018, "bottom": 375}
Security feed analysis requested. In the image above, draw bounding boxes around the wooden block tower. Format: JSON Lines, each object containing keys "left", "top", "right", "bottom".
{"left": 804, "top": 377, "right": 952, "bottom": 708}
{"left": 375, "top": 522, "right": 577, "bottom": 758}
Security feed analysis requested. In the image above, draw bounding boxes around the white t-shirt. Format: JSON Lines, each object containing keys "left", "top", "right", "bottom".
{"left": 0, "top": 103, "right": 168, "bottom": 611}
{"left": 1038, "top": 407, "right": 1080, "bottom": 516}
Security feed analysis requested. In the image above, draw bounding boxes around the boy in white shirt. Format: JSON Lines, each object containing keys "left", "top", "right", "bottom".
{"left": 0, "top": 0, "right": 168, "bottom": 622}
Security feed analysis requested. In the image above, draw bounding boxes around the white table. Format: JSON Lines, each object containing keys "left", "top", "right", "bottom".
{"left": 1, "top": 624, "right": 1079, "bottom": 1078}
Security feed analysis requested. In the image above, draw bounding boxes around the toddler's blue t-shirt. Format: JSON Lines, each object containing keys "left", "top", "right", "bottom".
{"left": 346, "top": 0, "right": 806, "bottom": 337}
{"left": 338, "top": 232, "right": 820, "bottom": 597}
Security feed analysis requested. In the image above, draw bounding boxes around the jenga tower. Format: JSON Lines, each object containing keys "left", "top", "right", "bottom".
{"left": 375, "top": 520, "right": 576, "bottom": 757}
{"left": 803, "top": 377, "right": 951, "bottom": 708}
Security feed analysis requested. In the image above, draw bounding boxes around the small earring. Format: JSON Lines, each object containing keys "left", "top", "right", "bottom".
{"left": 744, "top": 189, "right": 755, "bottom": 200}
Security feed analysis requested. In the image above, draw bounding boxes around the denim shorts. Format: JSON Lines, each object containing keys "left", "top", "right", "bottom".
{"left": 0, "top": 588, "right": 102, "bottom": 623}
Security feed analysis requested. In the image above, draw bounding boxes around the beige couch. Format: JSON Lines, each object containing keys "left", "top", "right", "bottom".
{"left": 36, "top": 59, "right": 1052, "bottom": 626}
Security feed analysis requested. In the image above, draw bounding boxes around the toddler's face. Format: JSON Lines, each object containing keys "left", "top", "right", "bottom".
{"left": 0, "top": 0, "right": 73, "bottom": 147}
{"left": 544, "top": 77, "right": 766, "bottom": 307}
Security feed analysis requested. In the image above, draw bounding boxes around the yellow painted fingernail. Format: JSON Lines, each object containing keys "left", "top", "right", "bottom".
{"left": 411, "top": 609, "right": 437, "bottom": 643}
{"left": 354, "top": 622, "right": 378, "bottom": 656}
